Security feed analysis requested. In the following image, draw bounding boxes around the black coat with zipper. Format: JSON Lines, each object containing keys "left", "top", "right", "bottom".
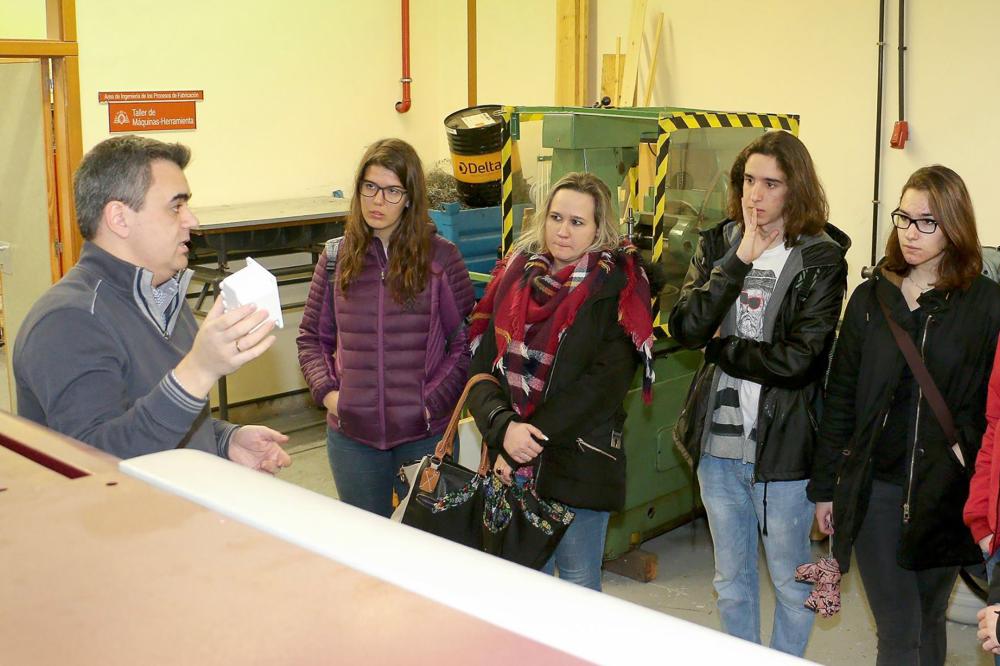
{"left": 808, "top": 267, "right": 1000, "bottom": 572}
{"left": 669, "top": 220, "right": 850, "bottom": 482}
{"left": 466, "top": 261, "right": 640, "bottom": 513}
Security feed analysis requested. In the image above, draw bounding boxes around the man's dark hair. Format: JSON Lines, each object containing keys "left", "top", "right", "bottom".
{"left": 73, "top": 135, "right": 191, "bottom": 240}
{"left": 727, "top": 130, "right": 829, "bottom": 245}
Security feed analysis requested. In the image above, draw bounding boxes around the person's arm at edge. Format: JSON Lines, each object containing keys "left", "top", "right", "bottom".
{"left": 966, "top": 336, "right": 1000, "bottom": 547}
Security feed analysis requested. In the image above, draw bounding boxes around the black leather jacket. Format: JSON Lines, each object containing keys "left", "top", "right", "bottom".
{"left": 669, "top": 220, "right": 850, "bottom": 482}
{"left": 809, "top": 268, "right": 1000, "bottom": 572}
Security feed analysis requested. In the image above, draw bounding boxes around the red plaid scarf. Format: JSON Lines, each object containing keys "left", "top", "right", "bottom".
{"left": 470, "top": 242, "right": 654, "bottom": 419}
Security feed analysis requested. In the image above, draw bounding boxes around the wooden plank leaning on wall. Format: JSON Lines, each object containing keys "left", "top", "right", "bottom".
{"left": 555, "top": 0, "right": 590, "bottom": 106}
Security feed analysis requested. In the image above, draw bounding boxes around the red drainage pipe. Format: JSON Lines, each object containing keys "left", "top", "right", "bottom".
{"left": 395, "top": 0, "right": 412, "bottom": 113}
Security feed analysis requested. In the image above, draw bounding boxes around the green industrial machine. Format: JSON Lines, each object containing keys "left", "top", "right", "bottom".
{"left": 494, "top": 106, "right": 802, "bottom": 571}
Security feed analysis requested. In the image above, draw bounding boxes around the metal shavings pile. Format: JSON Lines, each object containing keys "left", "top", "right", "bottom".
{"left": 426, "top": 159, "right": 465, "bottom": 210}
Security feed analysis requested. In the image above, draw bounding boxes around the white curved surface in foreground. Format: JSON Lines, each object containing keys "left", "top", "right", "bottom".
{"left": 121, "top": 449, "right": 806, "bottom": 665}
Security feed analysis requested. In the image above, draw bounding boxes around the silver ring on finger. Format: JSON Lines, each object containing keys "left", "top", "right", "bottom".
{"left": 235, "top": 339, "right": 242, "bottom": 353}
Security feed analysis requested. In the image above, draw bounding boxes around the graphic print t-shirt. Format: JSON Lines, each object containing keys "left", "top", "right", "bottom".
{"left": 737, "top": 242, "right": 792, "bottom": 442}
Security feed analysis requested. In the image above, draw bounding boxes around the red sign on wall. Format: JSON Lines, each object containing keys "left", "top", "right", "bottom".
{"left": 99, "top": 90, "right": 204, "bottom": 103}
{"left": 100, "top": 90, "right": 203, "bottom": 133}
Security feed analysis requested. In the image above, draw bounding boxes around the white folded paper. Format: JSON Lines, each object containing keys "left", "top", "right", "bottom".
{"left": 219, "top": 257, "right": 284, "bottom": 329}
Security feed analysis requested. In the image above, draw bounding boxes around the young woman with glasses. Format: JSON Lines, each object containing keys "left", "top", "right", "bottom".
{"left": 810, "top": 165, "right": 1000, "bottom": 665}
{"left": 297, "top": 138, "right": 475, "bottom": 517}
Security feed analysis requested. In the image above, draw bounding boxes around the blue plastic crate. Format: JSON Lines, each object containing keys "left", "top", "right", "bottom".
{"left": 430, "top": 202, "right": 530, "bottom": 296}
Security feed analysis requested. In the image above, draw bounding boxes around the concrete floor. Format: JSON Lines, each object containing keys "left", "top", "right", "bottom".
{"left": 274, "top": 417, "right": 993, "bottom": 666}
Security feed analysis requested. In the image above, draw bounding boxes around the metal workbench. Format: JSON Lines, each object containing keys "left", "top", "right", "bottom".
{"left": 187, "top": 196, "right": 349, "bottom": 418}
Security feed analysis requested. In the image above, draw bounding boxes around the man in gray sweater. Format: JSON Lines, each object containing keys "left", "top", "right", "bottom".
{"left": 13, "top": 135, "right": 291, "bottom": 472}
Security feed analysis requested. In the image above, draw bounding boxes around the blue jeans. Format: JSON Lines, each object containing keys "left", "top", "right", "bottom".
{"left": 697, "top": 454, "right": 815, "bottom": 656}
{"left": 542, "top": 506, "right": 610, "bottom": 591}
{"left": 986, "top": 548, "right": 1000, "bottom": 666}
{"left": 987, "top": 547, "right": 1000, "bottom": 582}
{"left": 326, "top": 428, "right": 444, "bottom": 518}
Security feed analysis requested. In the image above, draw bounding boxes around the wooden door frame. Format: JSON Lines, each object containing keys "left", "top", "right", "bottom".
{"left": 0, "top": 0, "right": 83, "bottom": 280}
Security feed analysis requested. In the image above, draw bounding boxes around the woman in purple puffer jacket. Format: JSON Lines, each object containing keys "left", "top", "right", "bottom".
{"left": 297, "top": 138, "right": 474, "bottom": 517}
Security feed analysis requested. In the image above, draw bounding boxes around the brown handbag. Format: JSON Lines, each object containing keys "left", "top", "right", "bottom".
{"left": 395, "top": 374, "right": 497, "bottom": 549}
{"left": 396, "top": 373, "right": 575, "bottom": 569}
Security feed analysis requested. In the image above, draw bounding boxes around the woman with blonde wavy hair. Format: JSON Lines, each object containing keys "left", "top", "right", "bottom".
{"left": 298, "top": 138, "right": 474, "bottom": 517}
{"left": 466, "top": 171, "right": 656, "bottom": 589}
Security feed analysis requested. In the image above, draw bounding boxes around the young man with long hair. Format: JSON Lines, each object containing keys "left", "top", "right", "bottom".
{"left": 670, "top": 131, "right": 850, "bottom": 656}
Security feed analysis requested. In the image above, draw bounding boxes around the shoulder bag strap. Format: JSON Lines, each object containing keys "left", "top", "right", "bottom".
{"left": 875, "top": 294, "right": 963, "bottom": 465}
{"left": 419, "top": 373, "right": 500, "bottom": 493}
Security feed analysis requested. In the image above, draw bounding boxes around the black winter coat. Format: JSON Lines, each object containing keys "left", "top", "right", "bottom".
{"left": 466, "top": 263, "right": 640, "bottom": 512}
{"left": 669, "top": 220, "right": 850, "bottom": 481}
{"left": 808, "top": 268, "right": 1000, "bottom": 572}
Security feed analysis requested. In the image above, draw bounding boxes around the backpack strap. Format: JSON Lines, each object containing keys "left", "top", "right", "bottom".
{"left": 325, "top": 237, "right": 343, "bottom": 274}
{"left": 325, "top": 237, "right": 343, "bottom": 313}
{"left": 982, "top": 246, "right": 1000, "bottom": 284}
{"left": 436, "top": 264, "right": 465, "bottom": 354}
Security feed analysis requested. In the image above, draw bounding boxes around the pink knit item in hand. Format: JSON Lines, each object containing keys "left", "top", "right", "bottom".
{"left": 795, "top": 556, "right": 842, "bottom": 618}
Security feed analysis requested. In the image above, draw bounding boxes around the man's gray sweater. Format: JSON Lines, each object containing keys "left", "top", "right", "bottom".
{"left": 14, "top": 242, "right": 237, "bottom": 459}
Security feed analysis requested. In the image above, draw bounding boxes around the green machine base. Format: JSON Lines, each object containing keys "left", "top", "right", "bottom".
{"left": 604, "top": 344, "right": 704, "bottom": 563}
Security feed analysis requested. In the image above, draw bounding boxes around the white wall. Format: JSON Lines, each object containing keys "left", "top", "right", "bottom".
{"left": 0, "top": 4, "right": 46, "bottom": 39}
{"left": 593, "top": 0, "right": 1000, "bottom": 290}
{"left": 70, "top": 1, "right": 555, "bottom": 206}
{"left": 75, "top": 1, "right": 467, "bottom": 205}
{"left": 877, "top": 1, "right": 1000, "bottom": 251}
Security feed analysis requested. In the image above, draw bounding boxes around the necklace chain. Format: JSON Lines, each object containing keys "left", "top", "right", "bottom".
{"left": 905, "top": 274, "right": 934, "bottom": 292}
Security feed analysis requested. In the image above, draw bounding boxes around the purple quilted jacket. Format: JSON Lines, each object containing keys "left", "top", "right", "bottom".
{"left": 297, "top": 233, "right": 474, "bottom": 449}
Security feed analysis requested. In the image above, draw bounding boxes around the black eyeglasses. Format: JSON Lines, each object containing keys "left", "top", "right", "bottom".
{"left": 359, "top": 181, "right": 407, "bottom": 204}
{"left": 891, "top": 209, "right": 938, "bottom": 234}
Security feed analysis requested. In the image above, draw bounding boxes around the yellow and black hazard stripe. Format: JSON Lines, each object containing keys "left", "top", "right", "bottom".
{"left": 651, "top": 129, "right": 670, "bottom": 337}
{"left": 658, "top": 112, "right": 800, "bottom": 134}
{"left": 498, "top": 110, "right": 515, "bottom": 256}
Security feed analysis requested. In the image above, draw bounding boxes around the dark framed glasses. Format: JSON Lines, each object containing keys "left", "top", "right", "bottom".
{"left": 360, "top": 180, "right": 407, "bottom": 204}
{"left": 891, "top": 209, "right": 938, "bottom": 234}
